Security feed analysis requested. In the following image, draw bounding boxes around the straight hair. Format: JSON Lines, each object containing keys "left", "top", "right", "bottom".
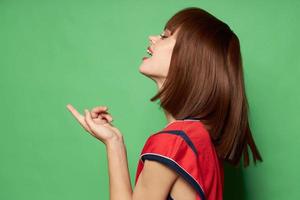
{"left": 150, "top": 7, "right": 263, "bottom": 168}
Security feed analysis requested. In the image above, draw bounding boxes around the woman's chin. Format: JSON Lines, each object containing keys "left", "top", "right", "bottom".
{"left": 138, "top": 64, "right": 151, "bottom": 76}
{"left": 139, "top": 63, "right": 155, "bottom": 78}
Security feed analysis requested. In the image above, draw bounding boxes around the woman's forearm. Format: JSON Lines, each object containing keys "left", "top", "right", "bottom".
{"left": 105, "top": 136, "right": 133, "bottom": 200}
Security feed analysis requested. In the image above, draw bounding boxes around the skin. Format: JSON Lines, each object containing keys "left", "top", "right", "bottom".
{"left": 139, "top": 27, "right": 180, "bottom": 128}
{"left": 139, "top": 28, "right": 179, "bottom": 90}
{"left": 66, "top": 27, "right": 196, "bottom": 200}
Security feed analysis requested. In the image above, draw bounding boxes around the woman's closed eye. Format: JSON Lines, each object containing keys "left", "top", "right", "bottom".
{"left": 160, "top": 33, "right": 168, "bottom": 39}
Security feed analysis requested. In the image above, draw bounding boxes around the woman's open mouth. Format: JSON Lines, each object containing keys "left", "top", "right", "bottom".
{"left": 142, "top": 47, "right": 153, "bottom": 60}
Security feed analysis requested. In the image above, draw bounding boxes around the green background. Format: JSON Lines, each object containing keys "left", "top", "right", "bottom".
{"left": 0, "top": 0, "right": 299, "bottom": 199}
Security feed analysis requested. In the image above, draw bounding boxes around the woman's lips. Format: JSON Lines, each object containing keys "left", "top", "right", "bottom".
{"left": 147, "top": 47, "right": 153, "bottom": 54}
{"left": 142, "top": 46, "right": 153, "bottom": 60}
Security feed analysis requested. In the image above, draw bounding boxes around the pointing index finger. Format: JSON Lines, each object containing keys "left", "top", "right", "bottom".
{"left": 66, "top": 104, "right": 83, "bottom": 119}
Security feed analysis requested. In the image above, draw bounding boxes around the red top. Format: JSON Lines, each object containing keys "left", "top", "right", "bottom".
{"left": 134, "top": 118, "right": 224, "bottom": 200}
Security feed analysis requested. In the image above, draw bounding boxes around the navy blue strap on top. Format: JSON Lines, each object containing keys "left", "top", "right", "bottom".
{"left": 165, "top": 115, "right": 205, "bottom": 200}
{"left": 167, "top": 193, "right": 174, "bottom": 200}
{"left": 180, "top": 116, "right": 202, "bottom": 120}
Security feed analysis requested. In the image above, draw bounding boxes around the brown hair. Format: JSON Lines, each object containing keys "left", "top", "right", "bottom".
{"left": 150, "top": 7, "right": 263, "bottom": 168}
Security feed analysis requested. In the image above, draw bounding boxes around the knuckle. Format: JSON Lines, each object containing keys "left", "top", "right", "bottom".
{"left": 92, "top": 106, "right": 108, "bottom": 112}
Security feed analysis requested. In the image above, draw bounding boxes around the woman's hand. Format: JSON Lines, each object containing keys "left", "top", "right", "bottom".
{"left": 66, "top": 104, "right": 123, "bottom": 145}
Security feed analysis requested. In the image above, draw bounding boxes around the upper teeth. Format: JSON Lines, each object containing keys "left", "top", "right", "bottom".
{"left": 147, "top": 49, "right": 152, "bottom": 56}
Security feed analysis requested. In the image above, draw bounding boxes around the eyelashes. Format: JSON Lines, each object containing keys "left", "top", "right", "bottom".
{"left": 159, "top": 33, "right": 168, "bottom": 39}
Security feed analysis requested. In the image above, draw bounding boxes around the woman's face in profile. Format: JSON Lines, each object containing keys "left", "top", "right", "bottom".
{"left": 139, "top": 28, "right": 179, "bottom": 86}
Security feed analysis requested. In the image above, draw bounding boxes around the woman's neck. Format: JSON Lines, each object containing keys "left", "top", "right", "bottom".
{"left": 163, "top": 109, "right": 176, "bottom": 124}
{"left": 156, "top": 82, "right": 177, "bottom": 125}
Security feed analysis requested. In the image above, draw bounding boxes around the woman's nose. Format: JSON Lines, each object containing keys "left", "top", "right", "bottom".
{"left": 148, "top": 35, "right": 160, "bottom": 44}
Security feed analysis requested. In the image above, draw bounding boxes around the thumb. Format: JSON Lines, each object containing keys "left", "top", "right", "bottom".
{"left": 84, "top": 109, "right": 97, "bottom": 131}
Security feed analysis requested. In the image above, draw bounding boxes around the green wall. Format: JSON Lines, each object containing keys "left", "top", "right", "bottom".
{"left": 0, "top": 0, "right": 299, "bottom": 199}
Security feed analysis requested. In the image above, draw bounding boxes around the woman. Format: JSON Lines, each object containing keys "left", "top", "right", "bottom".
{"left": 66, "top": 7, "right": 263, "bottom": 200}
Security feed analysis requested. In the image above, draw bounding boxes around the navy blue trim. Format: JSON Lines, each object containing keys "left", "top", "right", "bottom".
{"left": 141, "top": 154, "right": 206, "bottom": 200}
{"left": 167, "top": 193, "right": 174, "bottom": 200}
{"left": 156, "top": 130, "right": 198, "bottom": 156}
{"left": 181, "top": 116, "right": 202, "bottom": 120}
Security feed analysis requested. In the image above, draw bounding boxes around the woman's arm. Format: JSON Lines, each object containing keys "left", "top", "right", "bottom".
{"left": 106, "top": 136, "right": 179, "bottom": 200}
{"left": 106, "top": 137, "right": 133, "bottom": 200}
{"left": 66, "top": 104, "right": 178, "bottom": 200}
